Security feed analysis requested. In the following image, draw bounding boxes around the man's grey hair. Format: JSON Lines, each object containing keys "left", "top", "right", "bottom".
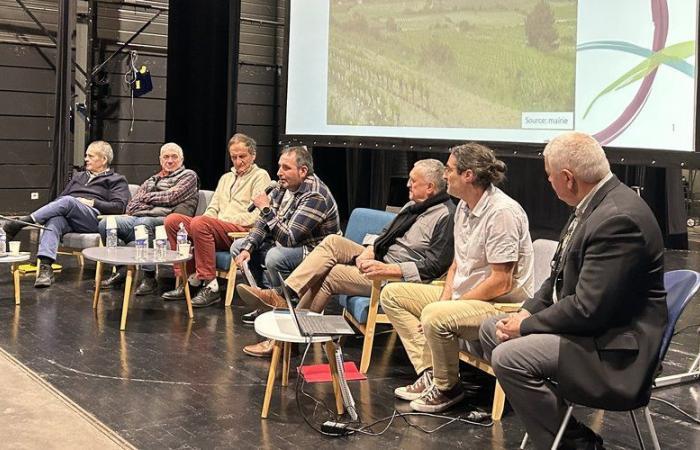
{"left": 413, "top": 159, "right": 447, "bottom": 193}
{"left": 281, "top": 145, "right": 314, "bottom": 176}
{"left": 88, "top": 140, "right": 113, "bottom": 165}
{"left": 229, "top": 133, "right": 257, "bottom": 157}
{"left": 543, "top": 132, "right": 611, "bottom": 184}
{"left": 160, "top": 142, "right": 184, "bottom": 159}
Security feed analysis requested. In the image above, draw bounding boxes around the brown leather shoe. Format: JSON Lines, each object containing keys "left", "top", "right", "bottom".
{"left": 243, "top": 339, "right": 275, "bottom": 358}
{"left": 237, "top": 285, "right": 286, "bottom": 309}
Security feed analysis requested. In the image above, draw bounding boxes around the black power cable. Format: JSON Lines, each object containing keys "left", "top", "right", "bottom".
{"left": 294, "top": 341, "right": 494, "bottom": 438}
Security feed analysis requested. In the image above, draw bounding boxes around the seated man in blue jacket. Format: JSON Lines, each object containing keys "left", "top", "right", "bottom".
{"left": 2, "top": 141, "right": 130, "bottom": 288}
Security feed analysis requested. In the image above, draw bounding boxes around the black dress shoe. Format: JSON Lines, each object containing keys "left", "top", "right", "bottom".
{"left": 34, "top": 263, "right": 54, "bottom": 288}
{"left": 191, "top": 286, "right": 221, "bottom": 308}
{"left": 241, "top": 308, "right": 262, "bottom": 325}
{"left": 135, "top": 276, "right": 159, "bottom": 296}
{"left": 162, "top": 286, "right": 186, "bottom": 301}
{"left": 100, "top": 270, "right": 126, "bottom": 289}
{"left": 561, "top": 420, "right": 605, "bottom": 450}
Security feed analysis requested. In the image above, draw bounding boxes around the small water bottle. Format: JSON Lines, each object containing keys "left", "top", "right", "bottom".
{"left": 135, "top": 237, "right": 148, "bottom": 260}
{"left": 106, "top": 227, "right": 118, "bottom": 248}
{"left": 0, "top": 227, "right": 6, "bottom": 256}
{"left": 154, "top": 238, "right": 168, "bottom": 260}
{"left": 176, "top": 223, "right": 188, "bottom": 254}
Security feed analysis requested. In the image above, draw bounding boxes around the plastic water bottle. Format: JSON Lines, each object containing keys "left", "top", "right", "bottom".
{"left": 135, "top": 237, "right": 148, "bottom": 260}
{"left": 106, "top": 227, "right": 118, "bottom": 248}
{"left": 0, "top": 227, "right": 6, "bottom": 256}
{"left": 176, "top": 223, "right": 188, "bottom": 254}
{"left": 154, "top": 237, "right": 168, "bottom": 260}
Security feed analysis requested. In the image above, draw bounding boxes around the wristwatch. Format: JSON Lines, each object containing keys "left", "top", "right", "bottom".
{"left": 261, "top": 206, "right": 272, "bottom": 216}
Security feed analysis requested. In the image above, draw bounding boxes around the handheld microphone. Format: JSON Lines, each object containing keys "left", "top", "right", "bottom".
{"left": 247, "top": 181, "right": 279, "bottom": 212}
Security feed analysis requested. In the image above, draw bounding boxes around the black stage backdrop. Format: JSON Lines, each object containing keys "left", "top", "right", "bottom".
{"left": 165, "top": 0, "right": 239, "bottom": 190}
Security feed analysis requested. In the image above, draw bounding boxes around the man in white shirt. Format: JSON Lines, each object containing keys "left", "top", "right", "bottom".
{"left": 382, "top": 143, "right": 534, "bottom": 413}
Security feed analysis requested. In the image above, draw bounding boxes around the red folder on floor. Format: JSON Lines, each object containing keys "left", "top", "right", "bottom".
{"left": 299, "top": 362, "right": 367, "bottom": 383}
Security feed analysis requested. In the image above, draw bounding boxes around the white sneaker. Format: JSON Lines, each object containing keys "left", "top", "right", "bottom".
{"left": 394, "top": 370, "right": 433, "bottom": 401}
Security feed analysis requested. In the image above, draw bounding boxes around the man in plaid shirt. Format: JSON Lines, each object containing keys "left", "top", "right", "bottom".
{"left": 98, "top": 142, "right": 198, "bottom": 295}
{"left": 233, "top": 145, "right": 339, "bottom": 290}
{"left": 233, "top": 145, "right": 340, "bottom": 356}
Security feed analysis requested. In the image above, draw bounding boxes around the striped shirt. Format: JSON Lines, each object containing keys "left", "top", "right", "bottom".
{"left": 242, "top": 174, "right": 340, "bottom": 256}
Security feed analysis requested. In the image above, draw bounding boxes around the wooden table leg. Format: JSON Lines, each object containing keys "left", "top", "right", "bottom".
{"left": 11, "top": 263, "right": 20, "bottom": 305}
{"left": 261, "top": 340, "right": 283, "bottom": 419}
{"left": 180, "top": 263, "right": 194, "bottom": 319}
{"left": 93, "top": 261, "right": 103, "bottom": 309}
{"left": 324, "top": 341, "right": 345, "bottom": 415}
{"left": 282, "top": 342, "right": 291, "bottom": 387}
{"left": 119, "top": 266, "right": 135, "bottom": 331}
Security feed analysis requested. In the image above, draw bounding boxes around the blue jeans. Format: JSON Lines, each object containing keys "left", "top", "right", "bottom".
{"left": 98, "top": 216, "right": 164, "bottom": 272}
{"left": 33, "top": 196, "right": 99, "bottom": 261}
{"left": 230, "top": 240, "right": 304, "bottom": 288}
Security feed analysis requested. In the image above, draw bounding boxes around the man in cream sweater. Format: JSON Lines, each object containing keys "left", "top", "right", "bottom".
{"left": 162, "top": 133, "right": 271, "bottom": 307}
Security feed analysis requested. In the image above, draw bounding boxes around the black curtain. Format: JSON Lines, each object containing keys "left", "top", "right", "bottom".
{"left": 51, "top": 0, "right": 74, "bottom": 198}
{"left": 165, "top": 0, "right": 238, "bottom": 190}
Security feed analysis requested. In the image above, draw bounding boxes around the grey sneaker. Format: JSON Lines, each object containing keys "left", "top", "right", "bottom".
{"left": 162, "top": 286, "right": 186, "bottom": 301}
{"left": 34, "top": 263, "right": 54, "bottom": 288}
{"left": 191, "top": 286, "right": 221, "bottom": 308}
{"left": 409, "top": 382, "right": 464, "bottom": 413}
{"left": 394, "top": 370, "right": 434, "bottom": 401}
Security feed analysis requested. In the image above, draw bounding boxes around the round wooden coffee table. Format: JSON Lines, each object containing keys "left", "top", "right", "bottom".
{"left": 83, "top": 247, "right": 193, "bottom": 330}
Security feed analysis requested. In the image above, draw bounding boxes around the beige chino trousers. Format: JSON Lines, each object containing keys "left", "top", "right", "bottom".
{"left": 380, "top": 282, "right": 500, "bottom": 390}
{"left": 285, "top": 234, "right": 374, "bottom": 312}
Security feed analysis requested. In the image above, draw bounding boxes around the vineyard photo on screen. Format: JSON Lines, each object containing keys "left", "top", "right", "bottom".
{"left": 327, "top": 0, "right": 578, "bottom": 128}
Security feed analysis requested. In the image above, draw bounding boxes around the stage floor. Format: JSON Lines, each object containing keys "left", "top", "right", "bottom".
{"left": 0, "top": 250, "right": 698, "bottom": 449}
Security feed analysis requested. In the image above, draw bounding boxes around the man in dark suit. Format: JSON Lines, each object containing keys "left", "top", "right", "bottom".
{"left": 479, "top": 131, "right": 667, "bottom": 449}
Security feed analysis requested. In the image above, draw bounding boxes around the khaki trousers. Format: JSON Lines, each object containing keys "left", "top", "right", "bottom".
{"left": 380, "top": 282, "right": 500, "bottom": 390}
{"left": 285, "top": 234, "right": 373, "bottom": 313}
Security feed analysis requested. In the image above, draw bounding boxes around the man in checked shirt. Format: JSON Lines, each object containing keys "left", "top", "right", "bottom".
{"left": 98, "top": 142, "right": 199, "bottom": 296}
{"left": 233, "top": 146, "right": 340, "bottom": 356}
{"left": 233, "top": 145, "right": 340, "bottom": 285}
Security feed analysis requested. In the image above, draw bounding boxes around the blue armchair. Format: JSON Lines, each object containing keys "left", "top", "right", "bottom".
{"left": 337, "top": 207, "right": 397, "bottom": 373}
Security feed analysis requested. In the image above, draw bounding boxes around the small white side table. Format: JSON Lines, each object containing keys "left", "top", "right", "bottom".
{"left": 254, "top": 310, "right": 344, "bottom": 419}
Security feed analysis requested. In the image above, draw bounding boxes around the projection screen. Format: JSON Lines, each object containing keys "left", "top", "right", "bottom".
{"left": 285, "top": 0, "right": 699, "bottom": 152}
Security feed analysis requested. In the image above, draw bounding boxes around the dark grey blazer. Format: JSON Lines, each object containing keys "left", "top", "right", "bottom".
{"left": 521, "top": 175, "right": 667, "bottom": 410}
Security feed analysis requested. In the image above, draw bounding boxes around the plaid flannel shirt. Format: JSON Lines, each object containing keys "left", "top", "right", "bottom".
{"left": 242, "top": 174, "right": 340, "bottom": 256}
{"left": 126, "top": 166, "right": 198, "bottom": 216}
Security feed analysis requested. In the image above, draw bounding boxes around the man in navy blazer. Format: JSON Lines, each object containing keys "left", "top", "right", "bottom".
{"left": 479, "top": 132, "right": 666, "bottom": 449}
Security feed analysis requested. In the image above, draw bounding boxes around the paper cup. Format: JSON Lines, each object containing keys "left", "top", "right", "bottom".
{"left": 155, "top": 225, "right": 167, "bottom": 240}
{"left": 106, "top": 216, "right": 117, "bottom": 230}
{"left": 8, "top": 241, "right": 20, "bottom": 255}
{"left": 134, "top": 225, "right": 148, "bottom": 241}
{"left": 178, "top": 243, "right": 191, "bottom": 257}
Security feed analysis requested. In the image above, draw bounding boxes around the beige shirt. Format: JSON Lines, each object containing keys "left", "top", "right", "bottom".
{"left": 452, "top": 184, "right": 534, "bottom": 302}
{"left": 204, "top": 164, "right": 271, "bottom": 226}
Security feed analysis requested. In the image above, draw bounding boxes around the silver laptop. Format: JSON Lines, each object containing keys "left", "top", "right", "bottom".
{"left": 274, "top": 273, "right": 354, "bottom": 337}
